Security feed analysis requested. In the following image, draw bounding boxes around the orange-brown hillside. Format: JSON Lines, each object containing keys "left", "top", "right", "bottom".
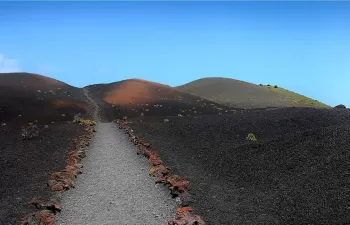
{"left": 86, "top": 79, "right": 233, "bottom": 121}
{"left": 0, "top": 72, "right": 89, "bottom": 125}
{"left": 102, "top": 79, "right": 178, "bottom": 105}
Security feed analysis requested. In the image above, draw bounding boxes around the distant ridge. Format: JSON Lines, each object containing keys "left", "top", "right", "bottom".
{"left": 0, "top": 72, "right": 331, "bottom": 124}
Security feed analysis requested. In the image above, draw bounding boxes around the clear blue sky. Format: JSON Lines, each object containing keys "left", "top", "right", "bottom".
{"left": 0, "top": 1, "right": 349, "bottom": 107}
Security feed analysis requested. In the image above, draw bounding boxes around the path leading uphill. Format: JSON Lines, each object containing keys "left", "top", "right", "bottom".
{"left": 55, "top": 88, "right": 176, "bottom": 225}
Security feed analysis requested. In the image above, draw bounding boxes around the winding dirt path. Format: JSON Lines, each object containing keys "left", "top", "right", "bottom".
{"left": 55, "top": 88, "right": 176, "bottom": 225}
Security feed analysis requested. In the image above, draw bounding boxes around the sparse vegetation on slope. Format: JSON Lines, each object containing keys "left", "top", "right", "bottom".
{"left": 86, "top": 78, "right": 233, "bottom": 121}
{"left": 176, "top": 77, "right": 330, "bottom": 109}
{"left": 262, "top": 84, "right": 330, "bottom": 108}
{"left": 0, "top": 72, "right": 90, "bottom": 125}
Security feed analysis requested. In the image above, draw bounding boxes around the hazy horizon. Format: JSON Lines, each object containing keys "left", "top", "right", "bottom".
{"left": 0, "top": 1, "right": 349, "bottom": 107}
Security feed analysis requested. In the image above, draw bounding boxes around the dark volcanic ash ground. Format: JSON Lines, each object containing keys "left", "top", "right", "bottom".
{"left": 127, "top": 108, "right": 350, "bottom": 225}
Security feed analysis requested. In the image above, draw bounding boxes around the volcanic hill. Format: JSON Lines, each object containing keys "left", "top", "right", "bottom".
{"left": 176, "top": 77, "right": 330, "bottom": 109}
{"left": 85, "top": 78, "right": 233, "bottom": 121}
{"left": 0, "top": 72, "right": 89, "bottom": 125}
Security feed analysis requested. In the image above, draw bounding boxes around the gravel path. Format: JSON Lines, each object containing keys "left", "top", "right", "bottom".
{"left": 55, "top": 88, "right": 176, "bottom": 225}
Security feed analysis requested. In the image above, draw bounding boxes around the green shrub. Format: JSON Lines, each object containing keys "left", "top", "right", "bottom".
{"left": 246, "top": 133, "right": 257, "bottom": 142}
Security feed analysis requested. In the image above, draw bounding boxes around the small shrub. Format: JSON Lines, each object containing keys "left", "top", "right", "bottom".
{"left": 274, "top": 85, "right": 278, "bottom": 88}
{"left": 122, "top": 116, "right": 128, "bottom": 120}
{"left": 178, "top": 114, "right": 183, "bottom": 117}
{"left": 334, "top": 104, "right": 346, "bottom": 109}
{"left": 21, "top": 125, "right": 39, "bottom": 140}
{"left": 267, "top": 84, "right": 271, "bottom": 87}
{"left": 259, "top": 84, "right": 263, "bottom": 86}
{"left": 164, "top": 119, "right": 169, "bottom": 123}
{"left": 246, "top": 133, "right": 257, "bottom": 142}
{"left": 73, "top": 114, "right": 96, "bottom": 126}
{"left": 61, "top": 114, "right": 66, "bottom": 117}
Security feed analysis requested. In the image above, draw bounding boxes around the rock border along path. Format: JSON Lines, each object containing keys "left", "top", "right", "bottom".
{"left": 55, "top": 88, "right": 176, "bottom": 225}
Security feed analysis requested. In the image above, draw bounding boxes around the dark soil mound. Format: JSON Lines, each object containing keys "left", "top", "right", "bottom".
{"left": 127, "top": 107, "right": 350, "bottom": 225}
{"left": 86, "top": 79, "right": 235, "bottom": 122}
{"left": 176, "top": 77, "right": 330, "bottom": 109}
{"left": 0, "top": 122, "right": 87, "bottom": 224}
{"left": 0, "top": 73, "right": 89, "bottom": 126}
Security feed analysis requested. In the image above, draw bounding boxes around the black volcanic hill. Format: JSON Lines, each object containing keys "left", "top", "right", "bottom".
{"left": 176, "top": 77, "right": 330, "bottom": 109}
{"left": 0, "top": 72, "right": 89, "bottom": 125}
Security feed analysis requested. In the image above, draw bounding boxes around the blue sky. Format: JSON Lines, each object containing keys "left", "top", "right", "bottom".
{"left": 0, "top": 1, "right": 349, "bottom": 107}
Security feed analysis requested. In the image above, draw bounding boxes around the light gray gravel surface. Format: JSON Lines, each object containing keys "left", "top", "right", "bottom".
{"left": 56, "top": 89, "right": 177, "bottom": 225}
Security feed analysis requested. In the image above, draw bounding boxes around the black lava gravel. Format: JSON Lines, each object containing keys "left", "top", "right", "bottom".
{"left": 128, "top": 108, "right": 350, "bottom": 225}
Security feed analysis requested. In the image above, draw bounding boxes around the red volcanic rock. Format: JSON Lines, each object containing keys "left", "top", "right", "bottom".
{"left": 168, "top": 207, "right": 205, "bottom": 225}
{"left": 61, "top": 165, "right": 80, "bottom": 178}
{"left": 167, "top": 175, "right": 191, "bottom": 189}
{"left": 66, "top": 153, "right": 81, "bottom": 164}
{"left": 21, "top": 213, "right": 36, "bottom": 225}
{"left": 149, "top": 158, "right": 163, "bottom": 166}
{"left": 39, "top": 210, "right": 55, "bottom": 225}
{"left": 47, "top": 180, "right": 67, "bottom": 192}
{"left": 29, "top": 197, "right": 62, "bottom": 213}
{"left": 155, "top": 176, "right": 169, "bottom": 184}
{"left": 149, "top": 165, "right": 170, "bottom": 176}
{"left": 176, "top": 207, "right": 194, "bottom": 217}
{"left": 143, "top": 150, "right": 158, "bottom": 159}
{"left": 68, "top": 149, "right": 86, "bottom": 159}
